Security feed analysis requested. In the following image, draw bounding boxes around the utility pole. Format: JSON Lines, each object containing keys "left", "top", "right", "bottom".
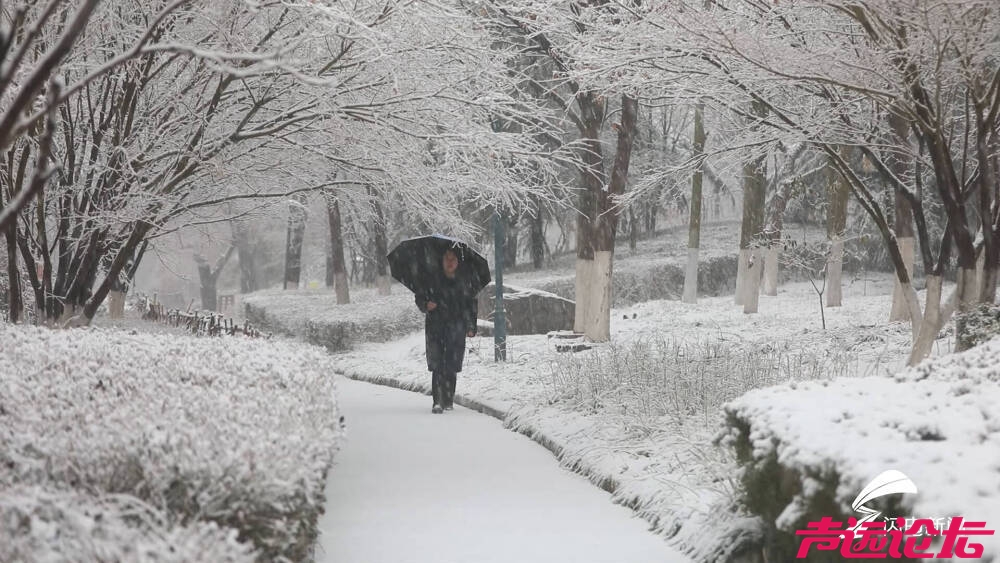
{"left": 493, "top": 211, "right": 507, "bottom": 361}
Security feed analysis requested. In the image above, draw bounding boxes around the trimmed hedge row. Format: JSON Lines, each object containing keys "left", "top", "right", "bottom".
{"left": 0, "top": 324, "right": 343, "bottom": 561}
{"left": 243, "top": 288, "right": 424, "bottom": 352}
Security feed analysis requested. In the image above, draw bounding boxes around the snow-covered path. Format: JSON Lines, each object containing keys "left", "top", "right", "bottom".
{"left": 316, "top": 377, "right": 690, "bottom": 563}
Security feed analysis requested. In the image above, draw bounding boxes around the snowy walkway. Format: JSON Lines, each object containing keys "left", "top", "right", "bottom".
{"left": 316, "top": 377, "right": 690, "bottom": 563}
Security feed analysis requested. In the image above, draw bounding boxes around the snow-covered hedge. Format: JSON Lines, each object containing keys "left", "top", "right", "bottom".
{"left": 0, "top": 324, "right": 343, "bottom": 561}
{"left": 516, "top": 255, "right": 737, "bottom": 306}
{"left": 0, "top": 485, "right": 255, "bottom": 563}
{"left": 243, "top": 288, "right": 424, "bottom": 352}
{"left": 720, "top": 337, "right": 1000, "bottom": 560}
{"left": 956, "top": 302, "right": 1000, "bottom": 351}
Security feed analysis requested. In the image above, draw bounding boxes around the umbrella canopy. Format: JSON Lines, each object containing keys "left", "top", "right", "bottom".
{"left": 387, "top": 234, "right": 491, "bottom": 296}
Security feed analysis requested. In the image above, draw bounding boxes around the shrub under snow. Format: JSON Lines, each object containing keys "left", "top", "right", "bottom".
{"left": 243, "top": 288, "right": 424, "bottom": 352}
{"left": 956, "top": 302, "right": 1000, "bottom": 351}
{"left": 0, "top": 324, "right": 343, "bottom": 561}
{"left": 0, "top": 485, "right": 255, "bottom": 563}
{"left": 721, "top": 337, "right": 1000, "bottom": 561}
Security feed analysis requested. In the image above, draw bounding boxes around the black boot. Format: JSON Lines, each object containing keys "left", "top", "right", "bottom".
{"left": 443, "top": 371, "right": 457, "bottom": 410}
{"left": 431, "top": 370, "right": 445, "bottom": 414}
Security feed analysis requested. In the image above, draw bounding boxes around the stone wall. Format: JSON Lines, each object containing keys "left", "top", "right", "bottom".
{"left": 477, "top": 283, "right": 575, "bottom": 335}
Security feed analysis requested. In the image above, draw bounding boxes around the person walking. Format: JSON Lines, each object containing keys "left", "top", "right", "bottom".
{"left": 415, "top": 248, "right": 478, "bottom": 414}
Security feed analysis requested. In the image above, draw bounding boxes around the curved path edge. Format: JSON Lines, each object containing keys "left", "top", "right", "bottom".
{"left": 334, "top": 367, "right": 627, "bottom": 508}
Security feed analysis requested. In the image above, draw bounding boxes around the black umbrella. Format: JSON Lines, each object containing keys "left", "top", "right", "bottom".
{"left": 387, "top": 234, "right": 491, "bottom": 295}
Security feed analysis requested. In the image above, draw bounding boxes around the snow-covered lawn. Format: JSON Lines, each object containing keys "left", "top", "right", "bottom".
{"left": 0, "top": 324, "right": 343, "bottom": 561}
{"left": 723, "top": 336, "right": 1000, "bottom": 560}
{"left": 504, "top": 221, "right": 837, "bottom": 306}
{"left": 325, "top": 273, "right": 944, "bottom": 560}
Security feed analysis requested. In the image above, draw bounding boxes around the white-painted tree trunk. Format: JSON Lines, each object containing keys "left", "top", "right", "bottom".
{"left": 825, "top": 239, "right": 844, "bottom": 307}
{"left": 334, "top": 272, "right": 350, "bottom": 304}
{"left": 958, "top": 267, "right": 979, "bottom": 311}
{"left": 108, "top": 290, "right": 126, "bottom": 319}
{"left": 908, "top": 275, "right": 942, "bottom": 365}
{"left": 584, "top": 251, "right": 613, "bottom": 341}
{"left": 889, "top": 237, "right": 915, "bottom": 322}
{"left": 574, "top": 257, "right": 594, "bottom": 334}
{"left": 735, "top": 248, "right": 750, "bottom": 306}
{"left": 907, "top": 272, "right": 968, "bottom": 364}
{"left": 975, "top": 249, "right": 997, "bottom": 304}
{"left": 763, "top": 246, "right": 779, "bottom": 296}
{"left": 682, "top": 247, "right": 699, "bottom": 304}
{"left": 907, "top": 272, "right": 971, "bottom": 365}
{"left": 954, "top": 267, "right": 981, "bottom": 352}
{"left": 57, "top": 305, "right": 89, "bottom": 328}
{"left": 743, "top": 248, "right": 762, "bottom": 314}
{"left": 376, "top": 275, "right": 391, "bottom": 296}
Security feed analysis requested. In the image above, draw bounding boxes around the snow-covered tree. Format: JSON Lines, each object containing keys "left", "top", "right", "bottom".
{"left": 475, "top": 0, "right": 643, "bottom": 341}
{"left": 3, "top": 0, "right": 563, "bottom": 324}
{"left": 562, "top": 0, "right": 999, "bottom": 360}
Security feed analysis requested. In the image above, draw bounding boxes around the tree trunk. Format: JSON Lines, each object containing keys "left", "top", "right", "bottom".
{"left": 503, "top": 212, "right": 518, "bottom": 269}
{"left": 530, "top": 208, "right": 544, "bottom": 270}
{"left": 826, "top": 239, "right": 844, "bottom": 306}
{"left": 743, "top": 248, "right": 762, "bottom": 314}
{"left": 107, "top": 246, "right": 136, "bottom": 320}
{"left": 108, "top": 290, "right": 126, "bottom": 319}
{"left": 908, "top": 275, "right": 944, "bottom": 365}
{"left": 371, "top": 189, "right": 391, "bottom": 296}
{"left": 232, "top": 220, "right": 258, "bottom": 294}
{"left": 908, "top": 267, "right": 973, "bottom": 363}
{"left": 82, "top": 223, "right": 152, "bottom": 322}
{"left": 4, "top": 223, "right": 21, "bottom": 323}
{"left": 826, "top": 151, "right": 850, "bottom": 308}
{"left": 763, "top": 247, "right": 780, "bottom": 296}
{"left": 196, "top": 257, "right": 218, "bottom": 312}
{"left": 195, "top": 246, "right": 234, "bottom": 312}
{"left": 955, "top": 267, "right": 982, "bottom": 352}
{"left": 283, "top": 194, "right": 308, "bottom": 290}
{"left": 327, "top": 196, "right": 350, "bottom": 305}
{"left": 889, "top": 235, "right": 916, "bottom": 321}
{"left": 574, "top": 94, "right": 637, "bottom": 341}
{"left": 888, "top": 110, "right": 919, "bottom": 324}
{"left": 735, "top": 248, "right": 748, "bottom": 306}
{"left": 573, "top": 99, "right": 607, "bottom": 337}
{"left": 763, "top": 197, "right": 788, "bottom": 298}
{"left": 739, "top": 103, "right": 767, "bottom": 313}
{"left": 682, "top": 104, "right": 705, "bottom": 304}
{"left": 888, "top": 110, "right": 917, "bottom": 322}
{"left": 975, "top": 113, "right": 999, "bottom": 304}
{"left": 981, "top": 246, "right": 999, "bottom": 304}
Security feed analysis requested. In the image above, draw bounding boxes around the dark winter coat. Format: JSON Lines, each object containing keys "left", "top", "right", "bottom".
{"left": 415, "top": 273, "right": 478, "bottom": 373}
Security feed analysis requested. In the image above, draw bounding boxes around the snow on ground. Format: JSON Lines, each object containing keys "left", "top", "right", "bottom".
{"left": 316, "top": 377, "right": 690, "bottom": 563}
{"left": 326, "top": 272, "right": 946, "bottom": 560}
{"left": 507, "top": 222, "right": 741, "bottom": 286}
{"left": 242, "top": 287, "right": 424, "bottom": 350}
{"left": 505, "top": 221, "right": 830, "bottom": 293}
{"left": 0, "top": 324, "right": 343, "bottom": 561}
{"left": 722, "top": 337, "right": 1000, "bottom": 559}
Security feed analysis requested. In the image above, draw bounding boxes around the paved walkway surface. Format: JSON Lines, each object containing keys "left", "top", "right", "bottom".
{"left": 315, "top": 376, "right": 690, "bottom": 563}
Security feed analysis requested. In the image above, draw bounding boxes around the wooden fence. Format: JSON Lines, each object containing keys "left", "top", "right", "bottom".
{"left": 138, "top": 295, "right": 268, "bottom": 338}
